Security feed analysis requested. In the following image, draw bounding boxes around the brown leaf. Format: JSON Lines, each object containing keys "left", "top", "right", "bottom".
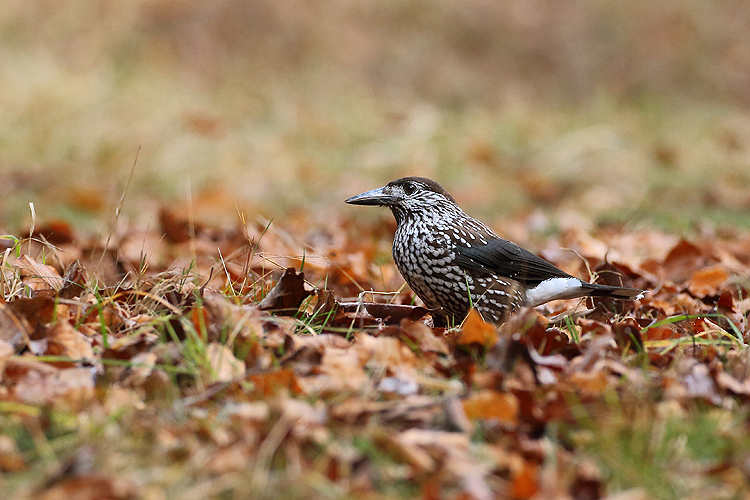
{"left": 510, "top": 460, "right": 539, "bottom": 500}
{"left": 38, "top": 474, "right": 137, "bottom": 500}
{"left": 41, "top": 322, "right": 95, "bottom": 366}
{"left": 103, "top": 332, "right": 158, "bottom": 361}
{"left": 0, "top": 435, "right": 26, "bottom": 472}
{"left": 390, "top": 428, "right": 472, "bottom": 474}
{"left": 31, "top": 219, "right": 75, "bottom": 245}
{"left": 297, "top": 345, "right": 369, "bottom": 395}
{"left": 687, "top": 265, "right": 730, "bottom": 297}
{"left": 258, "top": 268, "right": 312, "bottom": 314}
{"left": 570, "top": 461, "right": 604, "bottom": 500}
{"left": 247, "top": 369, "right": 303, "bottom": 397}
{"left": 159, "top": 207, "right": 193, "bottom": 243}
{"left": 399, "top": 319, "right": 450, "bottom": 355}
{"left": 206, "top": 343, "right": 246, "bottom": 382}
{"left": 462, "top": 390, "right": 519, "bottom": 425}
{"left": 569, "top": 370, "right": 611, "bottom": 395}
{"left": 59, "top": 260, "right": 88, "bottom": 299}
{"left": 457, "top": 309, "right": 498, "bottom": 346}
{"left": 611, "top": 318, "right": 644, "bottom": 351}
{"left": 5, "top": 297, "right": 59, "bottom": 329}
{"left": 336, "top": 301, "right": 430, "bottom": 325}
{"left": 13, "top": 255, "right": 64, "bottom": 294}
{"left": 501, "top": 308, "right": 576, "bottom": 357}
{"left": 662, "top": 239, "right": 711, "bottom": 283}
{"left": 713, "top": 370, "right": 750, "bottom": 397}
{"left": 0, "top": 303, "right": 30, "bottom": 353}
{"left": 12, "top": 364, "right": 95, "bottom": 406}
{"left": 363, "top": 303, "right": 430, "bottom": 323}
{"left": 354, "top": 333, "right": 422, "bottom": 372}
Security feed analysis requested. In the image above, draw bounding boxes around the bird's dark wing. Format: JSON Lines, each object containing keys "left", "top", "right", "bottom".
{"left": 453, "top": 238, "right": 572, "bottom": 286}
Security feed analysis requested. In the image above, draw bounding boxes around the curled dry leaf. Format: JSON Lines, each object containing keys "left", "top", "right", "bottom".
{"left": 13, "top": 255, "right": 64, "bottom": 295}
{"left": 360, "top": 302, "right": 430, "bottom": 324}
{"left": 334, "top": 301, "right": 430, "bottom": 326}
{"left": 159, "top": 207, "right": 195, "bottom": 244}
{"left": 59, "top": 260, "right": 88, "bottom": 299}
{"left": 258, "top": 268, "right": 312, "bottom": 314}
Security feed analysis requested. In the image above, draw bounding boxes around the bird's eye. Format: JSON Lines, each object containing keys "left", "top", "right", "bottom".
{"left": 403, "top": 182, "right": 417, "bottom": 195}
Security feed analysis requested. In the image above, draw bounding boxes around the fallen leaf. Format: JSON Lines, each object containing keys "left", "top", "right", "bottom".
{"left": 13, "top": 255, "right": 64, "bottom": 294}
{"left": 0, "top": 303, "right": 30, "bottom": 352}
{"left": 399, "top": 319, "right": 450, "bottom": 355}
{"left": 0, "top": 435, "right": 26, "bottom": 472}
{"left": 501, "top": 308, "right": 574, "bottom": 356}
{"left": 42, "top": 322, "right": 95, "bottom": 366}
{"left": 247, "top": 369, "right": 303, "bottom": 397}
{"left": 662, "top": 239, "right": 712, "bottom": 283}
{"left": 569, "top": 370, "right": 610, "bottom": 395}
{"left": 511, "top": 460, "right": 539, "bottom": 500}
{"left": 6, "top": 296, "right": 58, "bottom": 329}
{"left": 59, "top": 260, "right": 88, "bottom": 299}
{"left": 611, "top": 318, "right": 644, "bottom": 351}
{"left": 159, "top": 207, "right": 195, "bottom": 243}
{"left": 207, "top": 343, "right": 246, "bottom": 382}
{"left": 457, "top": 309, "right": 498, "bottom": 346}
{"left": 258, "top": 268, "right": 312, "bottom": 314}
{"left": 391, "top": 428, "right": 471, "bottom": 473}
{"left": 38, "top": 475, "right": 137, "bottom": 500}
{"left": 31, "top": 219, "right": 75, "bottom": 245}
{"left": 462, "top": 390, "right": 519, "bottom": 425}
{"left": 11, "top": 365, "right": 95, "bottom": 406}
{"left": 688, "top": 265, "right": 730, "bottom": 297}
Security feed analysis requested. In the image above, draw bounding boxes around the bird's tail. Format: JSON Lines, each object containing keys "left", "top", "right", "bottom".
{"left": 525, "top": 277, "right": 646, "bottom": 307}
{"left": 581, "top": 282, "right": 646, "bottom": 300}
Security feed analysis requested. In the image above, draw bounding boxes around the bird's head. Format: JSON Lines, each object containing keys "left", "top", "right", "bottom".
{"left": 345, "top": 177, "right": 457, "bottom": 223}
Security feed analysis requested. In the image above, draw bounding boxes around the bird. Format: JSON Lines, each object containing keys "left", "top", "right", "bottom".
{"left": 345, "top": 177, "right": 644, "bottom": 326}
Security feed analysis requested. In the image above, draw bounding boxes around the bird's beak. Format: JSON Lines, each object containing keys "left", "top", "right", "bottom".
{"left": 345, "top": 186, "right": 397, "bottom": 206}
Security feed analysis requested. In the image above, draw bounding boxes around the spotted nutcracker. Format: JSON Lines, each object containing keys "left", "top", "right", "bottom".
{"left": 346, "top": 177, "right": 644, "bottom": 326}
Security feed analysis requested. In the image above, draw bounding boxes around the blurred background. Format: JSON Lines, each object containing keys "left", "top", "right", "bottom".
{"left": 1, "top": 0, "right": 750, "bottom": 235}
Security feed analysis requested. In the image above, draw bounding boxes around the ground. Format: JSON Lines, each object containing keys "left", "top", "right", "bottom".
{"left": 1, "top": 2, "right": 750, "bottom": 499}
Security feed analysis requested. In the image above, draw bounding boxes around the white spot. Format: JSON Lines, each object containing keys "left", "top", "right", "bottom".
{"left": 525, "top": 278, "right": 585, "bottom": 307}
